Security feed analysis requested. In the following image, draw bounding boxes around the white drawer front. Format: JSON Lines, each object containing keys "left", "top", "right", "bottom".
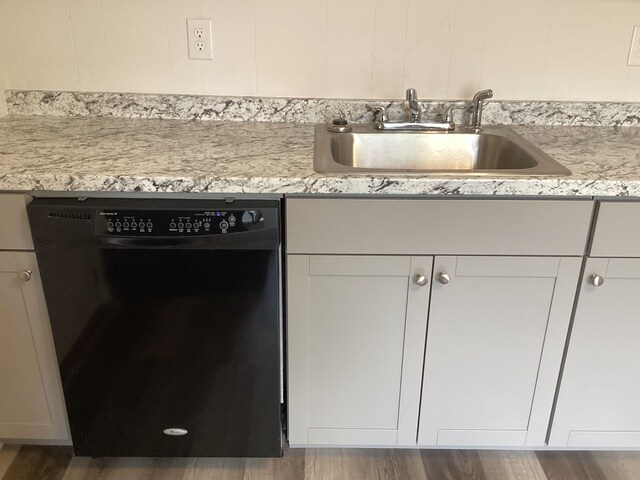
{"left": 287, "top": 198, "right": 592, "bottom": 256}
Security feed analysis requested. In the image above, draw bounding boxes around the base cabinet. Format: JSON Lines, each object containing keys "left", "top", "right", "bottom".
{"left": 0, "top": 251, "right": 69, "bottom": 441}
{"left": 418, "top": 256, "right": 581, "bottom": 447}
{"left": 550, "top": 257, "right": 640, "bottom": 448}
{"left": 287, "top": 255, "right": 432, "bottom": 446}
{"left": 287, "top": 254, "right": 581, "bottom": 447}
{"left": 285, "top": 198, "right": 593, "bottom": 448}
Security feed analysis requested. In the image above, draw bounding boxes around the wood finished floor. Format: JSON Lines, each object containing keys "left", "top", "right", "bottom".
{"left": 1, "top": 445, "right": 640, "bottom": 480}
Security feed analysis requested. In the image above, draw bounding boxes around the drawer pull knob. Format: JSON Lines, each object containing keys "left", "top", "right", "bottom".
{"left": 438, "top": 272, "right": 451, "bottom": 285}
{"left": 414, "top": 273, "right": 429, "bottom": 286}
{"left": 591, "top": 274, "right": 605, "bottom": 287}
{"left": 18, "top": 270, "right": 32, "bottom": 282}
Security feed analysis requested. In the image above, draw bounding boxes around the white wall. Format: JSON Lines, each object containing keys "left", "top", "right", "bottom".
{"left": 0, "top": 72, "right": 7, "bottom": 116}
{"left": 0, "top": 18, "right": 7, "bottom": 116}
{"left": 0, "top": 0, "right": 639, "bottom": 102}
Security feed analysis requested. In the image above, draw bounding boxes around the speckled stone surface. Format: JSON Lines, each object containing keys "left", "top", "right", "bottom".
{"left": 6, "top": 90, "right": 640, "bottom": 127}
{"left": 0, "top": 114, "right": 638, "bottom": 196}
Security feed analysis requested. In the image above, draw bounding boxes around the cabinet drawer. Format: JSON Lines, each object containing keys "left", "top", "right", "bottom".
{"left": 286, "top": 198, "right": 593, "bottom": 256}
{"left": 0, "top": 194, "right": 34, "bottom": 250}
{"left": 591, "top": 201, "right": 640, "bottom": 257}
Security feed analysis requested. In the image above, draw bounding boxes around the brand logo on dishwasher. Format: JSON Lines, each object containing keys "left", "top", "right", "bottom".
{"left": 163, "top": 428, "right": 188, "bottom": 436}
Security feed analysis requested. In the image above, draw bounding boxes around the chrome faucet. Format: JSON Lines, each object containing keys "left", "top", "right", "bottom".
{"left": 444, "top": 104, "right": 471, "bottom": 124}
{"left": 469, "top": 89, "right": 493, "bottom": 130}
{"left": 363, "top": 88, "right": 456, "bottom": 132}
{"left": 406, "top": 88, "right": 421, "bottom": 122}
{"left": 365, "top": 105, "right": 388, "bottom": 125}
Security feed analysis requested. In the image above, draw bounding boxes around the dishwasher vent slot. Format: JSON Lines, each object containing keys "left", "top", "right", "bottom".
{"left": 48, "top": 212, "right": 92, "bottom": 221}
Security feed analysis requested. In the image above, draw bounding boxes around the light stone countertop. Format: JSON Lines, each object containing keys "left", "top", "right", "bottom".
{"left": 0, "top": 114, "right": 638, "bottom": 197}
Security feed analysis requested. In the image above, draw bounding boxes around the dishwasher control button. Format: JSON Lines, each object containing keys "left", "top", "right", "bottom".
{"left": 107, "top": 221, "right": 114, "bottom": 228}
{"left": 186, "top": 222, "right": 192, "bottom": 229}
{"left": 170, "top": 222, "right": 177, "bottom": 229}
{"left": 115, "top": 222, "right": 122, "bottom": 228}
{"left": 123, "top": 222, "right": 130, "bottom": 228}
{"left": 204, "top": 222, "right": 211, "bottom": 229}
{"left": 146, "top": 222, "right": 153, "bottom": 229}
{"left": 229, "top": 215, "right": 236, "bottom": 225}
{"left": 131, "top": 222, "right": 137, "bottom": 228}
{"left": 220, "top": 221, "right": 229, "bottom": 231}
{"left": 178, "top": 222, "right": 184, "bottom": 229}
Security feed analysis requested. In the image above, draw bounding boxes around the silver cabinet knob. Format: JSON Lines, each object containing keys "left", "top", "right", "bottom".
{"left": 18, "top": 270, "right": 32, "bottom": 282}
{"left": 414, "top": 273, "right": 429, "bottom": 287}
{"left": 590, "top": 274, "right": 605, "bottom": 287}
{"left": 438, "top": 272, "right": 451, "bottom": 285}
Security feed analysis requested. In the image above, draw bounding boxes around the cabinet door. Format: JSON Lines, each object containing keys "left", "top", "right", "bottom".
{"left": 418, "top": 256, "right": 581, "bottom": 447}
{"left": 550, "top": 258, "right": 640, "bottom": 448}
{"left": 0, "top": 251, "right": 69, "bottom": 441}
{"left": 287, "top": 255, "right": 432, "bottom": 446}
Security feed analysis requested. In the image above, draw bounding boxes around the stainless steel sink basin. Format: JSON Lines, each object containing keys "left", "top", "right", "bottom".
{"left": 314, "top": 124, "right": 570, "bottom": 176}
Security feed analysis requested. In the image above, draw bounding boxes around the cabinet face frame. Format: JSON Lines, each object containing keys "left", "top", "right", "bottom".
{"left": 0, "top": 194, "right": 34, "bottom": 250}
{"left": 286, "top": 255, "right": 433, "bottom": 446}
{"left": 0, "top": 251, "right": 69, "bottom": 441}
{"left": 590, "top": 201, "right": 640, "bottom": 257}
{"left": 417, "top": 256, "right": 582, "bottom": 448}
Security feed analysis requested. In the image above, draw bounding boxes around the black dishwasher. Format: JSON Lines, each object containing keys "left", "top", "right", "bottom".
{"left": 27, "top": 197, "right": 283, "bottom": 458}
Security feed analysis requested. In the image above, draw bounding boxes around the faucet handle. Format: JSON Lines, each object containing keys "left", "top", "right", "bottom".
{"left": 365, "top": 104, "right": 388, "bottom": 123}
{"left": 443, "top": 103, "right": 472, "bottom": 124}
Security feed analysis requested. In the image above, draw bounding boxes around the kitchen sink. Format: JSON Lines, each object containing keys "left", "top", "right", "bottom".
{"left": 313, "top": 124, "right": 571, "bottom": 176}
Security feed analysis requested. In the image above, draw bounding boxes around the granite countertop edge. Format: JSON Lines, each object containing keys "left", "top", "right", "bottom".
{"left": 0, "top": 113, "right": 639, "bottom": 197}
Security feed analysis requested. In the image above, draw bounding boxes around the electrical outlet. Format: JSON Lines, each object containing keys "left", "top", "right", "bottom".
{"left": 628, "top": 26, "right": 640, "bottom": 66}
{"left": 187, "top": 18, "right": 213, "bottom": 60}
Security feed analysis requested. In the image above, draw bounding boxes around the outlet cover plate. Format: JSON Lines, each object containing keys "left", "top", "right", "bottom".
{"left": 187, "top": 18, "right": 213, "bottom": 60}
{"left": 628, "top": 26, "right": 640, "bottom": 66}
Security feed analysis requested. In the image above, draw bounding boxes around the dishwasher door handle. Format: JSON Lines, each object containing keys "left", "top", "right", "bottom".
{"left": 96, "top": 228, "right": 279, "bottom": 250}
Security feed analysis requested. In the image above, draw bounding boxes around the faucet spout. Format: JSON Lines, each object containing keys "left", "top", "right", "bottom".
{"left": 406, "top": 88, "right": 422, "bottom": 122}
{"left": 469, "top": 89, "right": 493, "bottom": 130}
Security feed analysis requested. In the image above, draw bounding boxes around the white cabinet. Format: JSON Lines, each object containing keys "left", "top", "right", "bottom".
{"left": 550, "top": 200, "right": 640, "bottom": 448}
{"left": 286, "top": 198, "right": 592, "bottom": 448}
{"left": 287, "top": 255, "right": 432, "bottom": 446}
{"left": 418, "top": 256, "right": 581, "bottom": 447}
{"left": 0, "top": 195, "right": 69, "bottom": 442}
{"left": 550, "top": 257, "right": 640, "bottom": 448}
{"left": 0, "top": 194, "right": 34, "bottom": 250}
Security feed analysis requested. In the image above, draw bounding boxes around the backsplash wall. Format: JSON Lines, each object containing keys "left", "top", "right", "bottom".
{"left": 0, "top": 41, "right": 7, "bottom": 116}
{"left": 0, "top": 0, "right": 639, "bottom": 103}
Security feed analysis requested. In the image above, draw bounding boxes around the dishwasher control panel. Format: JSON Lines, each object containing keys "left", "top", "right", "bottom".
{"left": 96, "top": 209, "right": 262, "bottom": 236}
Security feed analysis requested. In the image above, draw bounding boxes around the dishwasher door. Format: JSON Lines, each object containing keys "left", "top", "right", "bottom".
{"left": 27, "top": 198, "right": 283, "bottom": 458}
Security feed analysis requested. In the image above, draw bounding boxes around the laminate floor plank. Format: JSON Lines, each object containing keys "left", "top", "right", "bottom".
{"left": 242, "top": 448, "right": 304, "bottom": 480}
{"left": 535, "top": 451, "right": 606, "bottom": 480}
{"left": 380, "top": 449, "right": 429, "bottom": 480}
{"left": 590, "top": 451, "right": 640, "bottom": 480}
{"left": 60, "top": 457, "right": 99, "bottom": 480}
{"left": 421, "top": 450, "right": 487, "bottom": 480}
{"left": 181, "top": 457, "right": 246, "bottom": 480}
{"left": 305, "top": 448, "right": 427, "bottom": 480}
{"left": 2, "top": 445, "right": 73, "bottom": 480}
{"left": 0, "top": 445, "right": 20, "bottom": 479}
{"left": 11, "top": 446, "right": 640, "bottom": 480}
{"left": 478, "top": 451, "right": 547, "bottom": 480}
